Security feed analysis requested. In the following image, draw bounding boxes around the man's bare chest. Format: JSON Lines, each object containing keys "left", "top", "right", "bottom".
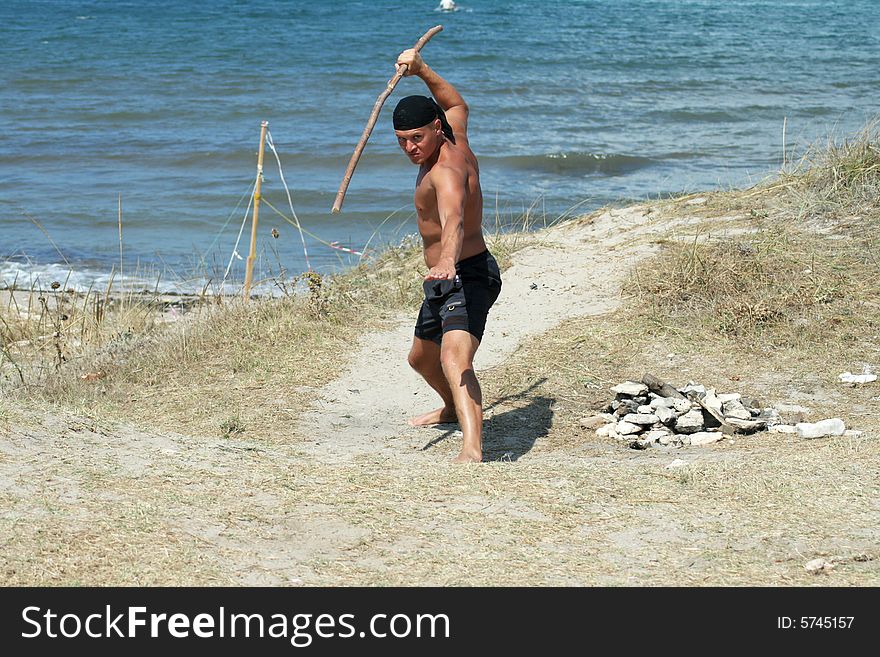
{"left": 414, "top": 173, "right": 438, "bottom": 220}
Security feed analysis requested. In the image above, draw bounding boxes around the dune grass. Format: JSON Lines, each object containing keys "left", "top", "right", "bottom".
{"left": 478, "top": 120, "right": 880, "bottom": 439}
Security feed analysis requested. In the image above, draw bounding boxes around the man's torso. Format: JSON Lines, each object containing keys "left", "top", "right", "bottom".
{"left": 415, "top": 141, "right": 486, "bottom": 267}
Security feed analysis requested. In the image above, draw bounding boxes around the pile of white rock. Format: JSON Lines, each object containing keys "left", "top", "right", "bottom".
{"left": 580, "top": 373, "right": 860, "bottom": 448}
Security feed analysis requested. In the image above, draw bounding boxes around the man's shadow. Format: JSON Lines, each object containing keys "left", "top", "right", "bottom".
{"left": 421, "top": 379, "right": 554, "bottom": 461}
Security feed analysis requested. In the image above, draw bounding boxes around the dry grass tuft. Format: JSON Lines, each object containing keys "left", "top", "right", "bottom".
{"left": 630, "top": 121, "right": 880, "bottom": 353}
{"left": 631, "top": 228, "right": 879, "bottom": 349}
{"left": 3, "top": 201, "right": 543, "bottom": 439}
{"left": 1, "top": 286, "right": 190, "bottom": 387}
{"left": 780, "top": 119, "right": 880, "bottom": 226}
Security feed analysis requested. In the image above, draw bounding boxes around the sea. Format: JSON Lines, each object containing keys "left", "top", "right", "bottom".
{"left": 1, "top": 0, "right": 878, "bottom": 293}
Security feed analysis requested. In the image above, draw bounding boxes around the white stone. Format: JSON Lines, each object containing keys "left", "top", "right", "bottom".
{"left": 595, "top": 424, "right": 615, "bottom": 437}
{"left": 689, "top": 431, "right": 724, "bottom": 446}
{"left": 804, "top": 558, "right": 834, "bottom": 573}
{"left": 843, "top": 429, "right": 864, "bottom": 438}
{"left": 717, "top": 393, "right": 741, "bottom": 404}
{"left": 679, "top": 382, "right": 706, "bottom": 396}
{"left": 839, "top": 371, "right": 877, "bottom": 384}
{"left": 649, "top": 396, "right": 676, "bottom": 410}
{"left": 622, "top": 413, "right": 660, "bottom": 426}
{"left": 725, "top": 417, "right": 766, "bottom": 433}
{"left": 675, "top": 409, "right": 705, "bottom": 434}
{"left": 795, "top": 418, "right": 846, "bottom": 439}
{"left": 665, "top": 458, "right": 690, "bottom": 469}
{"left": 702, "top": 388, "right": 723, "bottom": 415}
{"left": 637, "top": 404, "right": 653, "bottom": 414}
{"left": 672, "top": 399, "right": 692, "bottom": 413}
{"left": 722, "top": 400, "right": 752, "bottom": 420}
{"left": 645, "top": 429, "right": 671, "bottom": 441}
{"left": 616, "top": 421, "right": 643, "bottom": 435}
{"left": 768, "top": 424, "right": 798, "bottom": 434}
{"left": 640, "top": 433, "right": 661, "bottom": 445}
{"left": 611, "top": 381, "right": 649, "bottom": 396}
{"left": 655, "top": 406, "right": 677, "bottom": 425}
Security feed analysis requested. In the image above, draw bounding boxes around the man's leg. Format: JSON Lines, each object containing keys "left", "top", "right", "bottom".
{"left": 407, "top": 336, "right": 457, "bottom": 426}
{"left": 439, "top": 330, "right": 483, "bottom": 463}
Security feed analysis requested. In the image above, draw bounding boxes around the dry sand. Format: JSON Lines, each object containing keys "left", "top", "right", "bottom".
{"left": 297, "top": 205, "right": 674, "bottom": 463}
{"left": 2, "top": 204, "right": 878, "bottom": 586}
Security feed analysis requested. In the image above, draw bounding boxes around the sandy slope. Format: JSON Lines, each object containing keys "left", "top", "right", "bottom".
{"left": 7, "top": 204, "right": 875, "bottom": 586}
{"left": 3, "top": 204, "right": 687, "bottom": 585}
{"left": 297, "top": 205, "right": 676, "bottom": 463}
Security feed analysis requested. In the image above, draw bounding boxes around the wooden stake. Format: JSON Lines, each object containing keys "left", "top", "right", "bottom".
{"left": 243, "top": 120, "right": 269, "bottom": 299}
{"left": 331, "top": 25, "right": 443, "bottom": 214}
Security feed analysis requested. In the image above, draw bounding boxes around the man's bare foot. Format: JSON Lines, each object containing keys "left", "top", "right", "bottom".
{"left": 452, "top": 448, "right": 482, "bottom": 464}
{"left": 407, "top": 406, "right": 458, "bottom": 427}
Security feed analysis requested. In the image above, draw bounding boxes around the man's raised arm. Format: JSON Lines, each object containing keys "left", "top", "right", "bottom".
{"left": 397, "top": 49, "right": 469, "bottom": 139}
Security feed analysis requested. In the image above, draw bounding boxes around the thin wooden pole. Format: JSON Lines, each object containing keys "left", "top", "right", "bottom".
{"left": 243, "top": 120, "right": 269, "bottom": 299}
{"left": 331, "top": 25, "right": 443, "bottom": 214}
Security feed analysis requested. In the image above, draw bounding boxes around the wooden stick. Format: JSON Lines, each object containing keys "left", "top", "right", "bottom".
{"left": 331, "top": 25, "right": 443, "bottom": 214}
{"left": 686, "top": 392, "right": 735, "bottom": 434}
{"left": 243, "top": 120, "right": 269, "bottom": 299}
{"left": 642, "top": 373, "right": 686, "bottom": 400}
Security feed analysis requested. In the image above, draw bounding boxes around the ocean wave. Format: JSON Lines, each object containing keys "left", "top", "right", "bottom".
{"left": 645, "top": 109, "right": 747, "bottom": 123}
{"left": 0, "top": 257, "right": 366, "bottom": 297}
{"left": 0, "top": 260, "right": 265, "bottom": 296}
{"left": 0, "top": 261, "right": 167, "bottom": 293}
{"left": 488, "top": 152, "right": 655, "bottom": 176}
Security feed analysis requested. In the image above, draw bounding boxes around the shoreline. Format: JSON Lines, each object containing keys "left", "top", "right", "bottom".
{"left": 0, "top": 287, "right": 216, "bottom": 313}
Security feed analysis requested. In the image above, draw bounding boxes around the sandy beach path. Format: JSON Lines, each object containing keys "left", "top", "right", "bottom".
{"left": 296, "top": 205, "right": 682, "bottom": 463}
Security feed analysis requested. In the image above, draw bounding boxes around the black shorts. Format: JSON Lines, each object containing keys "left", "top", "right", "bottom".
{"left": 414, "top": 250, "right": 502, "bottom": 345}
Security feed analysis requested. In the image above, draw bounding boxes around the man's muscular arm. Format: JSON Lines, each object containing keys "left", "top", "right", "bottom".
{"left": 425, "top": 166, "right": 468, "bottom": 281}
{"left": 397, "top": 49, "right": 469, "bottom": 139}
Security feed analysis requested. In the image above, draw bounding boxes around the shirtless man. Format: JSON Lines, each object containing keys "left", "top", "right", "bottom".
{"left": 393, "top": 49, "right": 502, "bottom": 463}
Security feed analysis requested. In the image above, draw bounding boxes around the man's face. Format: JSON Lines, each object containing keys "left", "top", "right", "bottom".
{"left": 395, "top": 119, "right": 442, "bottom": 165}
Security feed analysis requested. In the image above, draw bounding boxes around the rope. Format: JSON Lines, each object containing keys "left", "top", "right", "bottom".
{"left": 260, "top": 198, "right": 363, "bottom": 257}
{"left": 203, "top": 179, "right": 259, "bottom": 261}
{"left": 265, "top": 130, "right": 312, "bottom": 271}
{"left": 218, "top": 129, "right": 370, "bottom": 289}
{"left": 222, "top": 173, "right": 258, "bottom": 285}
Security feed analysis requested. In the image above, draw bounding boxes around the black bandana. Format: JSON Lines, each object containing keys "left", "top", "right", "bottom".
{"left": 392, "top": 95, "right": 456, "bottom": 144}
